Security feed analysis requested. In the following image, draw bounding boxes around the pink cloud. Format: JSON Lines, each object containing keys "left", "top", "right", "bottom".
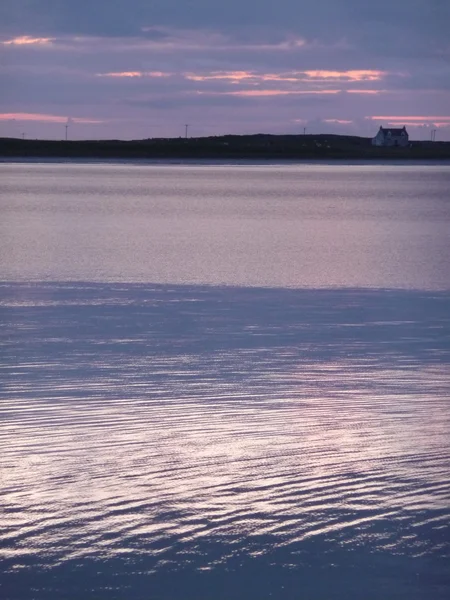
{"left": 369, "top": 115, "right": 450, "bottom": 121}
{"left": 304, "top": 70, "right": 386, "bottom": 81}
{"left": 2, "top": 36, "right": 54, "bottom": 46}
{"left": 194, "top": 89, "right": 340, "bottom": 97}
{"left": 185, "top": 71, "right": 255, "bottom": 82}
{"left": 368, "top": 115, "right": 450, "bottom": 130}
{"left": 347, "top": 89, "right": 386, "bottom": 95}
{"left": 97, "top": 71, "right": 172, "bottom": 78}
{"left": 186, "top": 71, "right": 304, "bottom": 83}
{"left": 0, "top": 113, "right": 103, "bottom": 124}
{"left": 184, "top": 69, "right": 387, "bottom": 85}
{"left": 60, "top": 30, "right": 308, "bottom": 55}
{"left": 324, "top": 119, "right": 354, "bottom": 124}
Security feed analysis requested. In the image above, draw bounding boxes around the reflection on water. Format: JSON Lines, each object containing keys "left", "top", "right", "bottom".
{"left": 1, "top": 283, "right": 449, "bottom": 599}
{"left": 0, "top": 162, "right": 450, "bottom": 289}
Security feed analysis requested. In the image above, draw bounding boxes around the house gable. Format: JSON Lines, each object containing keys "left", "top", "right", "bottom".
{"left": 372, "top": 126, "right": 409, "bottom": 147}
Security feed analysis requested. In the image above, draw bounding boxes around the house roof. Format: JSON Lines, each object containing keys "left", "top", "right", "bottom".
{"left": 380, "top": 127, "right": 407, "bottom": 136}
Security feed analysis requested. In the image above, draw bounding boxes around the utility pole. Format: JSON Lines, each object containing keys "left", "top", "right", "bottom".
{"left": 65, "top": 123, "right": 69, "bottom": 141}
{"left": 303, "top": 127, "right": 306, "bottom": 135}
{"left": 22, "top": 132, "right": 25, "bottom": 140}
{"left": 431, "top": 129, "right": 437, "bottom": 142}
{"left": 185, "top": 124, "right": 189, "bottom": 139}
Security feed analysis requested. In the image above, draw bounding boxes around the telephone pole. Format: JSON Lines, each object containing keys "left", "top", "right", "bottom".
{"left": 184, "top": 124, "right": 189, "bottom": 139}
{"left": 65, "top": 123, "right": 69, "bottom": 141}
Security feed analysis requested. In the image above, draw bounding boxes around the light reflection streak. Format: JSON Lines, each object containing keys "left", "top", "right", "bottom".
{"left": 0, "top": 284, "right": 449, "bottom": 589}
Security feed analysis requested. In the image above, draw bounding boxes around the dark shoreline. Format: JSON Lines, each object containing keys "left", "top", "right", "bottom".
{"left": 1, "top": 133, "right": 449, "bottom": 160}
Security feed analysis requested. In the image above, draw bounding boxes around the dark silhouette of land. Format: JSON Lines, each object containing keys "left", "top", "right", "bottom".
{"left": 1, "top": 134, "right": 449, "bottom": 160}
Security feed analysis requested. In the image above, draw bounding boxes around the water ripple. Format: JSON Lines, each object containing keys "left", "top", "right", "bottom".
{"left": 1, "top": 283, "right": 449, "bottom": 598}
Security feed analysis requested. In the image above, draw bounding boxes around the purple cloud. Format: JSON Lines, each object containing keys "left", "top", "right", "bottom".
{"left": 0, "top": 1, "right": 449, "bottom": 140}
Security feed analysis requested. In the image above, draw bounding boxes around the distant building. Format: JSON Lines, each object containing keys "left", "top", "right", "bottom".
{"left": 372, "top": 126, "right": 409, "bottom": 147}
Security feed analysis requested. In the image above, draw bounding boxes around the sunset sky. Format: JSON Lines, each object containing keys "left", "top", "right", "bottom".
{"left": 1, "top": 0, "right": 449, "bottom": 140}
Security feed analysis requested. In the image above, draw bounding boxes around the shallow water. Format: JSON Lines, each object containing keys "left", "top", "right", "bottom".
{"left": 0, "top": 163, "right": 449, "bottom": 599}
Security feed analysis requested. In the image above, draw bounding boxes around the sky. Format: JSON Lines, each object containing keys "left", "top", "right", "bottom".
{"left": 1, "top": 0, "right": 449, "bottom": 140}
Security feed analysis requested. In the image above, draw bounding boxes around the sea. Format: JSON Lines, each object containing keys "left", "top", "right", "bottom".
{"left": 0, "top": 161, "right": 449, "bottom": 599}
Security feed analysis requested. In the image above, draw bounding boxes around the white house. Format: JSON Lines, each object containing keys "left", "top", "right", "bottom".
{"left": 372, "top": 126, "right": 409, "bottom": 147}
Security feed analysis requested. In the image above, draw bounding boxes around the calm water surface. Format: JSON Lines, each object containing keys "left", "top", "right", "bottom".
{"left": 1, "top": 162, "right": 449, "bottom": 288}
{"left": 0, "top": 163, "right": 449, "bottom": 599}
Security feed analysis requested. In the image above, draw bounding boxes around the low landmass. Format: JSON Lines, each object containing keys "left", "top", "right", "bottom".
{"left": 1, "top": 133, "right": 449, "bottom": 160}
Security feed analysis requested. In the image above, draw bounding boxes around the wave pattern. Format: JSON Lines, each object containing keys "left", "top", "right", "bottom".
{"left": 1, "top": 283, "right": 449, "bottom": 599}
